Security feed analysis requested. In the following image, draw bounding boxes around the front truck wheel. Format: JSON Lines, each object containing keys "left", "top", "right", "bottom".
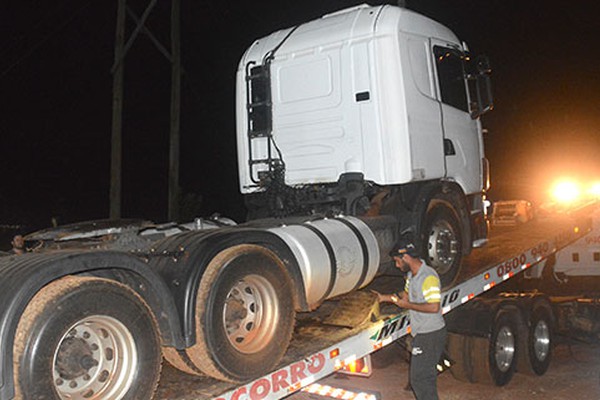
{"left": 13, "top": 276, "right": 162, "bottom": 400}
{"left": 185, "top": 244, "right": 296, "bottom": 382}
{"left": 422, "top": 204, "right": 463, "bottom": 288}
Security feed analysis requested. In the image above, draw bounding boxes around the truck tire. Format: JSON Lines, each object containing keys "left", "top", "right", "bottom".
{"left": 470, "top": 311, "right": 518, "bottom": 386}
{"left": 520, "top": 306, "right": 553, "bottom": 376}
{"left": 422, "top": 205, "right": 462, "bottom": 288}
{"left": 162, "top": 347, "right": 203, "bottom": 376}
{"left": 13, "top": 276, "right": 162, "bottom": 400}
{"left": 446, "top": 333, "right": 474, "bottom": 382}
{"left": 186, "top": 244, "right": 296, "bottom": 382}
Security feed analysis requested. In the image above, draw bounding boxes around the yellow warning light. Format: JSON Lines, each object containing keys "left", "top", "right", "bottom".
{"left": 574, "top": 226, "right": 580, "bottom": 234}
{"left": 484, "top": 273, "right": 490, "bottom": 280}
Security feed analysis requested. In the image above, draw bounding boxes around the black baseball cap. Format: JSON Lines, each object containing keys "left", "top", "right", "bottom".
{"left": 389, "top": 237, "right": 420, "bottom": 258}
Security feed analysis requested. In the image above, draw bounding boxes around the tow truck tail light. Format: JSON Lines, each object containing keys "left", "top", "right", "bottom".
{"left": 329, "top": 348, "right": 340, "bottom": 359}
{"left": 336, "top": 355, "right": 372, "bottom": 377}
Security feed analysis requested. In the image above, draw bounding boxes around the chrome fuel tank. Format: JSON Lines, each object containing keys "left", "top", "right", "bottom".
{"left": 269, "top": 216, "right": 380, "bottom": 308}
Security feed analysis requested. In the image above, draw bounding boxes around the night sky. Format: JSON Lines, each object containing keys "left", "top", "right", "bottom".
{"left": 2, "top": 1, "right": 600, "bottom": 230}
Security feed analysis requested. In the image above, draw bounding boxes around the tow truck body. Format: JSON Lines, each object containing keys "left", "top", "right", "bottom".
{"left": 153, "top": 206, "right": 595, "bottom": 399}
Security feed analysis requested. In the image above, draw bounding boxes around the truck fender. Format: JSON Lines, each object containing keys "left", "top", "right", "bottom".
{"left": 445, "top": 298, "right": 495, "bottom": 337}
{"left": 0, "top": 250, "right": 181, "bottom": 400}
{"left": 413, "top": 181, "right": 472, "bottom": 256}
{"left": 148, "top": 228, "right": 308, "bottom": 347}
{"left": 445, "top": 297, "right": 526, "bottom": 337}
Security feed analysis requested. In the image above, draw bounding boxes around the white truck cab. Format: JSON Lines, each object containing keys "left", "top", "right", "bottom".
{"left": 236, "top": 4, "right": 491, "bottom": 196}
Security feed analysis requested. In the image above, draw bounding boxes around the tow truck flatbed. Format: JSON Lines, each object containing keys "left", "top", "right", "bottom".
{"left": 155, "top": 209, "right": 593, "bottom": 400}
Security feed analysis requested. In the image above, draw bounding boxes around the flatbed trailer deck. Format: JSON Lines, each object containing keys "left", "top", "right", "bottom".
{"left": 155, "top": 209, "right": 594, "bottom": 400}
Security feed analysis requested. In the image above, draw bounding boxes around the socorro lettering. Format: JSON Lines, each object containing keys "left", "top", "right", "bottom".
{"left": 217, "top": 353, "right": 326, "bottom": 400}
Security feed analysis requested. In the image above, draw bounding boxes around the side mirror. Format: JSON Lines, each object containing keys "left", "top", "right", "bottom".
{"left": 476, "top": 73, "right": 494, "bottom": 115}
{"left": 467, "top": 55, "right": 494, "bottom": 118}
{"left": 476, "top": 55, "right": 492, "bottom": 74}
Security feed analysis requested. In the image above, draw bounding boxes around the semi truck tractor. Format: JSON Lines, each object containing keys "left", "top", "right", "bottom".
{"left": 0, "top": 4, "right": 493, "bottom": 399}
{"left": 237, "top": 3, "right": 493, "bottom": 284}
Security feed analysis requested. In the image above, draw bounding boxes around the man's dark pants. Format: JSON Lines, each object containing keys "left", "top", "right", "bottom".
{"left": 409, "top": 327, "right": 447, "bottom": 400}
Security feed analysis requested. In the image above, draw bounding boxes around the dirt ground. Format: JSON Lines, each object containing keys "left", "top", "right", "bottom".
{"left": 285, "top": 342, "right": 600, "bottom": 400}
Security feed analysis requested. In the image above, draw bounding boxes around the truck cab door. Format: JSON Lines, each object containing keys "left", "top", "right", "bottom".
{"left": 430, "top": 41, "right": 483, "bottom": 195}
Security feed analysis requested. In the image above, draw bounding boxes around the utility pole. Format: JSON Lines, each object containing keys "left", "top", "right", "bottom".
{"left": 110, "top": 0, "right": 126, "bottom": 219}
{"left": 110, "top": 0, "right": 181, "bottom": 221}
{"left": 168, "top": 0, "right": 181, "bottom": 221}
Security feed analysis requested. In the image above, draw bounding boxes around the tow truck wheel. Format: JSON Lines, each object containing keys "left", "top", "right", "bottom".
{"left": 447, "top": 333, "right": 474, "bottom": 382}
{"left": 422, "top": 204, "right": 462, "bottom": 288}
{"left": 522, "top": 306, "right": 553, "bottom": 376}
{"left": 13, "top": 276, "right": 162, "bottom": 400}
{"left": 186, "top": 244, "right": 296, "bottom": 382}
{"left": 471, "top": 311, "right": 518, "bottom": 386}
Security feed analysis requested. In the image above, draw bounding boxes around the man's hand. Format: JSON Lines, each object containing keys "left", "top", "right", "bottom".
{"left": 371, "top": 290, "right": 392, "bottom": 303}
{"left": 371, "top": 290, "right": 402, "bottom": 306}
{"left": 371, "top": 290, "right": 439, "bottom": 312}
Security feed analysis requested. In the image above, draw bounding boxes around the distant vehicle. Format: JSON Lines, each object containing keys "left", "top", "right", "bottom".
{"left": 491, "top": 200, "right": 533, "bottom": 226}
{"left": 527, "top": 207, "right": 600, "bottom": 280}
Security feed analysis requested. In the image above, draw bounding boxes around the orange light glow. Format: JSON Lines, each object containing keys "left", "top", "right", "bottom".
{"left": 337, "top": 356, "right": 373, "bottom": 377}
{"left": 551, "top": 179, "right": 581, "bottom": 204}
{"left": 589, "top": 182, "right": 600, "bottom": 198}
{"left": 329, "top": 348, "right": 340, "bottom": 359}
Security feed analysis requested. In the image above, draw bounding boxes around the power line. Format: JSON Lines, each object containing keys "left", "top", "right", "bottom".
{"left": 0, "top": 0, "right": 93, "bottom": 80}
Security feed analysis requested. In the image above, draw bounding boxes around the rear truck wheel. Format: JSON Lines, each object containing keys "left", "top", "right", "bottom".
{"left": 422, "top": 205, "right": 462, "bottom": 288}
{"left": 471, "top": 311, "right": 518, "bottom": 386}
{"left": 185, "top": 244, "right": 296, "bottom": 382}
{"left": 446, "top": 332, "right": 474, "bottom": 382}
{"left": 13, "top": 276, "right": 162, "bottom": 400}
{"left": 162, "top": 347, "right": 202, "bottom": 376}
{"left": 518, "top": 306, "right": 553, "bottom": 376}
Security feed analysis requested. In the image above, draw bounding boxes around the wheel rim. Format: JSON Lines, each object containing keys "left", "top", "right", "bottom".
{"left": 52, "top": 315, "right": 137, "bottom": 400}
{"left": 494, "top": 326, "right": 515, "bottom": 373}
{"left": 427, "top": 219, "right": 459, "bottom": 274}
{"left": 223, "top": 274, "right": 280, "bottom": 354}
{"left": 533, "top": 320, "right": 550, "bottom": 361}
